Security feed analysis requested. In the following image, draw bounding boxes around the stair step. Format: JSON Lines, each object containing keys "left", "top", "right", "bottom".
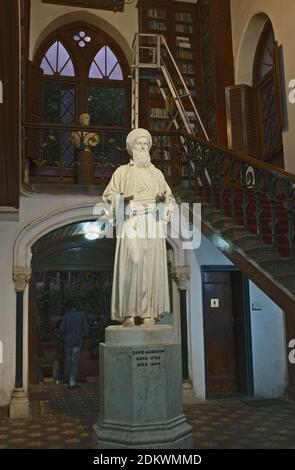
{"left": 204, "top": 212, "right": 229, "bottom": 225}
{"left": 274, "top": 275, "right": 295, "bottom": 293}
{"left": 201, "top": 206, "right": 222, "bottom": 218}
{"left": 260, "top": 259, "right": 295, "bottom": 275}
{"left": 240, "top": 246, "right": 283, "bottom": 262}
{"left": 235, "top": 237, "right": 271, "bottom": 251}
{"left": 219, "top": 226, "right": 249, "bottom": 239}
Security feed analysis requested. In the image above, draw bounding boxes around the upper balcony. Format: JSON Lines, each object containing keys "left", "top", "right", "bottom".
{"left": 22, "top": 123, "right": 182, "bottom": 195}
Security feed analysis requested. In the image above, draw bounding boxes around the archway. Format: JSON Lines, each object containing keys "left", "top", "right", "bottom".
{"left": 13, "top": 204, "right": 185, "bottom": 392}
{"left": 31, "top": 10, "right": 132, "bottom": 65}
{"left": 233, "top": 13, "right": 284, "bottom": 167}
{"left": 29, "top": 221, "right": 117, "bottom": 385}
{"left": 236, "top": 13, "right": 270, "bottom": 85}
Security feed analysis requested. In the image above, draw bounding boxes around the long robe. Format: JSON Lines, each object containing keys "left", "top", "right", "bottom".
{"left": 102, "top": 160, "right": 174, "bottom": 321}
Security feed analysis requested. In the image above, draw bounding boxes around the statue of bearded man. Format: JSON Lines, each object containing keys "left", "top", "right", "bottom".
{"left": 102, "top": 128, "right": 174, "bottom": 327}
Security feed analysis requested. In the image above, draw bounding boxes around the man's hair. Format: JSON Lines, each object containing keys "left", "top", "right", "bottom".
{"left": 63, "top": 299, "right": 76, "bottom": 311}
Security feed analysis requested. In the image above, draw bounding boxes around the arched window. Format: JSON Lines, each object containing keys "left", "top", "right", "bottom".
{"left": 253, "top": 24, "right": 275, "bottom": 85}
{"left": 34, "top": 23, "right": 130, "bottom": 127}
{"left": 89, "top": 46, "right": 123, "bottom": 80}
{"left": 253, "top": 21, "right": 284, "bottom": 167}
{"left": 40, "top": 41, "right": 75, "bottom": 77}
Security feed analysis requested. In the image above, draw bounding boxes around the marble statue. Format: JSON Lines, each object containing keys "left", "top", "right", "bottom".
{"left": 70, "top": 113, "right": 100, "bottom": 151}
{"left": 102, "top": 128, "right": 174, "bottom": 327}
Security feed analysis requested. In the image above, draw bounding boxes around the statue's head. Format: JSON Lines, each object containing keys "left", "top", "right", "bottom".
{"left": 126, "top": 128, "right": 152, "bottom": 168}
{"left": 79, "top": 113, "right": 90, "bottom": 126}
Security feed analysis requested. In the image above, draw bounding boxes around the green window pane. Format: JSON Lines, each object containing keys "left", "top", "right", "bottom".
{"left": 43, "top": 81, "right": 76, "bottom": 124}
{"left": 87, "top": 85, "right": 128, "bottom": 127}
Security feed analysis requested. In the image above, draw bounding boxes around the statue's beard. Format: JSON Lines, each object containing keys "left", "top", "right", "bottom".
{"left": 132, "top": 149, "right": 151, "bottom": 168}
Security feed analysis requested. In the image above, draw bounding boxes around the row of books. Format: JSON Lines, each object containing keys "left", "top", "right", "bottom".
{"left": 178, "top": 63, "right": 195, "bottom": 74}
{"left": 147, "top": 10, "right": 193, "bottom": 24}
{"left": 175, "top": 12, "right": 193, "bottom": 23}
{"left": 150, "top": 120, "right": 170, "bottom": 131}
{"left": 176, "top": 49, "right": 194, "bottom": 60}
{"left": 150, "top": 107, "right": 169, "bottom": 119}
{"left": 148, "top": 20, "right": 167, "bottom": 32}
{"left": 147, "top": 8, "right": 166, "bottom": 19}
{"left": 175, "top": 24, "right": 194, "bottom": 34}
{"left": 176, "top": 36, "right": 192, "bottom": 49}
{"left": 177, "top": 76, "right": 196, "bottom": 87}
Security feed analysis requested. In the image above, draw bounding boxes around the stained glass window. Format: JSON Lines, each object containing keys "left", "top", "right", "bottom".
{"left": 43, "top": 82, "right": 75, "bottom": 124}
{"left": 257, "top": 30, "right": 275, "bottom": 81}
{"left": 89, "top": 46, "right": 123, "bottom": 80}
{"left": 88, "top": 85, "right": 127, "bottom": 126}
{"left": 43, "top": 82, "right": 76, "bottom": 166}
{"left": 40, "top": 41, "right": 75, "bottom": 76}
{"left": 254, "top": 24, "right": 275, "bottom": 85}
{"left": 73, "top": 31, "right": 92, "bottom": 48}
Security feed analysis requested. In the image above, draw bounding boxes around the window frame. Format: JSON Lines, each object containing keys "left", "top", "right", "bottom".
{"left": 34, "top": 22, "right": 130, "bottom": 124}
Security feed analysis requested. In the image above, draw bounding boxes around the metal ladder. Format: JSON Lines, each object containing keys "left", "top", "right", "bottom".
{"left": 131, "top": 33, "right": 209, "bottom": 141}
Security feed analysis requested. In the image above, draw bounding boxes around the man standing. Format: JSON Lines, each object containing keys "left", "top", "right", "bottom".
{"left": 102, "top": 128, "right": 174, "bottom": 327}
{"left": 59, "top": 300, "right": 88, "bottom": 389}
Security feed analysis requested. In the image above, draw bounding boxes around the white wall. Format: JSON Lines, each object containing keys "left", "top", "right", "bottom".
{"left": 249, "top": 281, "right": 288, "bottom": 397}
{"left": 230, "top": 0, "right": 295, "bottom": 173}
{"left": 188, "top": 234, "right": 288, "bottom": 400}
{"left": 29, "top": 0, "right": 138, "bottom": 63}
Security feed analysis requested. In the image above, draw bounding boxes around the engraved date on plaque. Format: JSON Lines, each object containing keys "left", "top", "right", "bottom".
{"left": 133, "top": 349, "right": 165, "bottom": 368}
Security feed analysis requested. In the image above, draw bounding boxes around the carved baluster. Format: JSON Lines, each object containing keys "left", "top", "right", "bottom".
{"left": 242, "top": 164, "right": 249, "bottom": 228}
{"left": 254, "top": 170, "right": 262, "bottom": 238}
{"left": 229, "top": 158, "right": 236, "bottom": 221}
{"left": 286, "top": 181, "right": 295, "bottom": 258}
{"left": 221, "top": 155, "right": 227, "bottom": 211}
{"left": 268, "top": 176, "right": 277, "bottom": 250}
{"left": 203, "top": 146, "right": 211, "bottom": 203}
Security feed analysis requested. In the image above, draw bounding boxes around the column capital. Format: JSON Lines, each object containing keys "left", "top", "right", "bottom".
{"left": 171, "top": 266, "right": 191, "bottom": 291}
{"left": 13, "top": 266, "right": 32, "bottom": 293}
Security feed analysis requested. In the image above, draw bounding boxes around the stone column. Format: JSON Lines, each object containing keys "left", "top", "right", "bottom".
{"left": 10, "top": 266, "right": 31, "bottom": 418}
{"left": 172, "top": 266, "right": 191, "bottom": 380}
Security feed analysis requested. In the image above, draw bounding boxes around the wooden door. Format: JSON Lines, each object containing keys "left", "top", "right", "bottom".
{"left": 203, "top": 271, "right": 237, "bottom": 396}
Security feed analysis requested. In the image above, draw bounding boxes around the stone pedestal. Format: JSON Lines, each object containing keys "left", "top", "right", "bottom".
{"left": 92, "top": 325, "right": 193, "bottom": 449}
{"left": 77, "top": 150, "right": 94, "bottom": 185}
{"left": 9, "top": 389, "right": 29, "bottom": 418}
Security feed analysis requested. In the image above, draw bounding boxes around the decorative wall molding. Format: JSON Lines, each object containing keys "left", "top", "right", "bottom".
{"left": 13, "top": 267, "right": 32, "bottom": 293}
{"left": 171, "top": 266, "right": 191, "bottom": 291}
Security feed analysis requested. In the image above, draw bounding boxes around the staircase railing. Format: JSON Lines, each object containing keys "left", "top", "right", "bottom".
{"left": 131, "top": 33, "right": 209, "bottom": 140}
{"left": 178, "top": 133, "right": 295, "bottom": 259}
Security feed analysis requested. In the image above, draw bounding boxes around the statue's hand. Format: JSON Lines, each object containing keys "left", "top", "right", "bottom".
{"left": 156, "top": 192, "right": 166, "bottom": 203}
{"left": 123, "top": 194, "right": 134, "bottom": 201}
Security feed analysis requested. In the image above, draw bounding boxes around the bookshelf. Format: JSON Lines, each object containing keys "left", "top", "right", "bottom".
{"left": 137, "top": 0, "right": 199, "bottom": 132}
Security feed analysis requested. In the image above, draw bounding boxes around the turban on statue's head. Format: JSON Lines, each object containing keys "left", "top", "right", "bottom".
{"left": 126, "top": 128, "right": 152, "bottom": 156}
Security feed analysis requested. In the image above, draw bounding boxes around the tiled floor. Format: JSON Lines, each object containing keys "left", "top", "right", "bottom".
{"left": 0, "top": 383, "right": 295, "bottom": 449}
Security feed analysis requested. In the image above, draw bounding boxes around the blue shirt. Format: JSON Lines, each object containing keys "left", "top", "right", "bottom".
{"left": 59, "top": 309, "right": 88, "bottom": 348}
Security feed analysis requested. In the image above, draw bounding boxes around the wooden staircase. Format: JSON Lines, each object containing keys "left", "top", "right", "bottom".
{"left": 171, "top": 132, "right": 295, "bottom": 326}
